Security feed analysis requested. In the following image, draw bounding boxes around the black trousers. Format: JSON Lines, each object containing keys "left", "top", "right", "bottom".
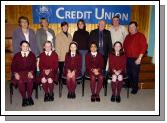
{"left": 127, "top": 58, "right": 140, "bottom": 91}
{"left": 58, "top": 62, "right": 64, "bottom": 80}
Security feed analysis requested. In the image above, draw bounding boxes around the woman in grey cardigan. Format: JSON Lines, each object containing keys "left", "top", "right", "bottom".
{"left": 12, "top": 16, "right": 38, "bottom": 56}
{"left": 35, "top": 17, "right": 56, "bottom": 56}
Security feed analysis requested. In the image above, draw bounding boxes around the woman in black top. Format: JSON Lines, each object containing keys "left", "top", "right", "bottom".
{"left": 73, "top": 19, "right": 90, "bottom": 75}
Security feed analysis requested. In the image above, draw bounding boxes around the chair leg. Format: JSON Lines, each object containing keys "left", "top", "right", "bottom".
{"left": 82, "top": 77, "right": 85, "bottom": 96}
{"left": 105, "top": 83, "right": 107, "bottom": 96}
{"left": 10, "top": 83, "right": 13, "bottom": 104}
{"left": 103, "top": 79, "right": 105, "bottom": 96}
{"left": 59, "top": 80, "right": 61, "bottom": 97}
{"left": 35, "top": 84, "right": 38, "bottom": 99}
{"left": 39, "top": 85, "right": 42, "bottom": 90}
{"left": 104, "top": 78, "right": 107, "bottom": 96}
{"left": 59, "top": 79, "right": 63, "bottom": 97}
{"left": 127, "top": 80, "right": 130, "bottom": 98}
{"left": 125, "top": 79, "right": 130, "bottom": 98}
{"left": 127, "top": 87, "right": 129, "bottom": 98}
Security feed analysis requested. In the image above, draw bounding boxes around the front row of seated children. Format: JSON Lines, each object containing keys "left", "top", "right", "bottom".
{"left": 11, "top": 40, "right": 126, "bottom": 107}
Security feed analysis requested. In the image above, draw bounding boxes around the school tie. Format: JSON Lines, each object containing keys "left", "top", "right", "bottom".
{"left": 47, "top": 52, "right": 49, "bottom": 56}
{"left": 24, "top": 53, "right": 26, "bottom": 57}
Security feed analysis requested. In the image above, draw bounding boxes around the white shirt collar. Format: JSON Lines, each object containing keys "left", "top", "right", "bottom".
{"left": 71, "top": 52, "right": 76, "bottom": 57}
{"left": 21, "top": 51, "right": 29, "bottom": 57}
{"left": 45, "top": 51, "right": 52, "bottom": 56}
{"left": 91, "top": 52, "right": 97, "bottom": 57}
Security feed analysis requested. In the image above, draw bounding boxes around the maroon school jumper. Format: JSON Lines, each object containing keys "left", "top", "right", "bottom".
{"left": 85, "top": 52, "right": 104, "bottom": 96}
{"left": 109, "top": 53, "right": 127, "bottom": 96}
{"left": 63, "top": 53, "right": 82, "bottom": 92}
{"left": 11, "top": 51, "right": 36, "bottom": 98}
{"left": 39, "top": 51, "right": 58, "bottom": 93}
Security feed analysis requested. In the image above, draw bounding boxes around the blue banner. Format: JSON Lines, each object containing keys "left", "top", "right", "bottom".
{"left": 32, "top": 5, "right": 131, "bottom": 25}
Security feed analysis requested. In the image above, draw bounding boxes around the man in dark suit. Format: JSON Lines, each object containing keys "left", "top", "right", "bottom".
{"left": 90, "top": 20, "right": 112, "bottom": 69}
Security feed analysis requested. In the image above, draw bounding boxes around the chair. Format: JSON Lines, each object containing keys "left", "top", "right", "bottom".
{"left": 59, "top": 74, "right": 84, "bottom": 97}
{"left": 106, "top": 72, "right": 130, "bottom": 98}
{"left": 82, "top": 71, "right": 108, "bottom": 96}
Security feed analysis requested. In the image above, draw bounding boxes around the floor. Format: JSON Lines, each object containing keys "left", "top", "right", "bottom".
{"left": 5, "top": 80, "right": 155, "bottom": 111}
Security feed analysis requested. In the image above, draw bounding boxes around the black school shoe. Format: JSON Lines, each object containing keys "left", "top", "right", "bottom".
{"left": 27, "top": 97, "right": 34, "bottom": 105}
{"left": 49, "top": 93, "right": 54, "bottom": 101}
{"left": 95, "top": 95, "right": 100, "bottom": 102}
{"left": 71, "top": 92, "right": 76, "bottom": 99}
{"left": 131, "top": 89, "right": 138, "bottom": 94}
{"left": 111, "top": 95, "right": 116, "bottom": 102}
{"left": 91, "top": 94, "right": 95, "bottom": 102}
{"left": 67, "top": 92, "right": 71, "bottom": 99}
{"left": 116, "top": 96, "right": 121, "bottom": 103}
{"left": 22, "top": 98, "right": 28, "bottom": 107}
{"left": 44, "top": 93, "right": 49, "bottom": 102}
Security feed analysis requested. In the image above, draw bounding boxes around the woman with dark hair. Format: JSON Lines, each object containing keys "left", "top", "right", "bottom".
{"left": 39, "top": 41, "right": 58, "bottom": 102}
{"left": 55, "top": 21, "right": 72, "bottom": 82}
{"left": 73, "top": 19, "right": 90, "bottom": 75}
{"left": 63, "top": 41, "right": 82, "bottom": 99}
{"left": 12, "top": 16, "right": 38, "bottom": 56}
{"left": 109, "top": 41, "right": 126, "bottom": 103}
{"left": 85, "top": 42, "right": 104, "bottom": 102}
{"left": 11, "top": 40, "right": 36, "bottom": 107}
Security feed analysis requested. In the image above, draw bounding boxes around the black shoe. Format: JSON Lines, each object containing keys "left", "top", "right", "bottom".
{"left": 77, "top": 81, "right": 81, "bottom": 84}
{"left": 91, "top": 95, "right": 95, "bottom": 102}
{"left": 131, "top": 89, "right": 138, "bottom": 94}
{"left": 116, "top": 96, "right": 121, "bottom": 103}
{"left": 95, "top": 95, "right": 100, "bottom": 102}
{"left": 70, "top": 92, "right": 74, "bottom": 99}
{"left": 72, "top": 92, "right": 76, "bottom": 99}
{"left": 44, "top": 93, "right": 49, "bottom": 102}
{"left": 27, "top": 97, "right": 34, "bottom": 105}
{"left": 111, "top": 95, "right": 116, "bottom": 102}
{"left": 22, "top": 98, "right": 28, "bottom": 107}
{"left": 49, "top": 93, "right": 54, "bottom": 101}
{"left": 67, "top": 92, "right": 71, "bottom": 99}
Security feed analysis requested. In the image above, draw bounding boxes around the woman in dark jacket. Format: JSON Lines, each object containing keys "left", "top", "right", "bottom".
{"left": 73, "top": 19, "right": 90, "bottom": 75}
